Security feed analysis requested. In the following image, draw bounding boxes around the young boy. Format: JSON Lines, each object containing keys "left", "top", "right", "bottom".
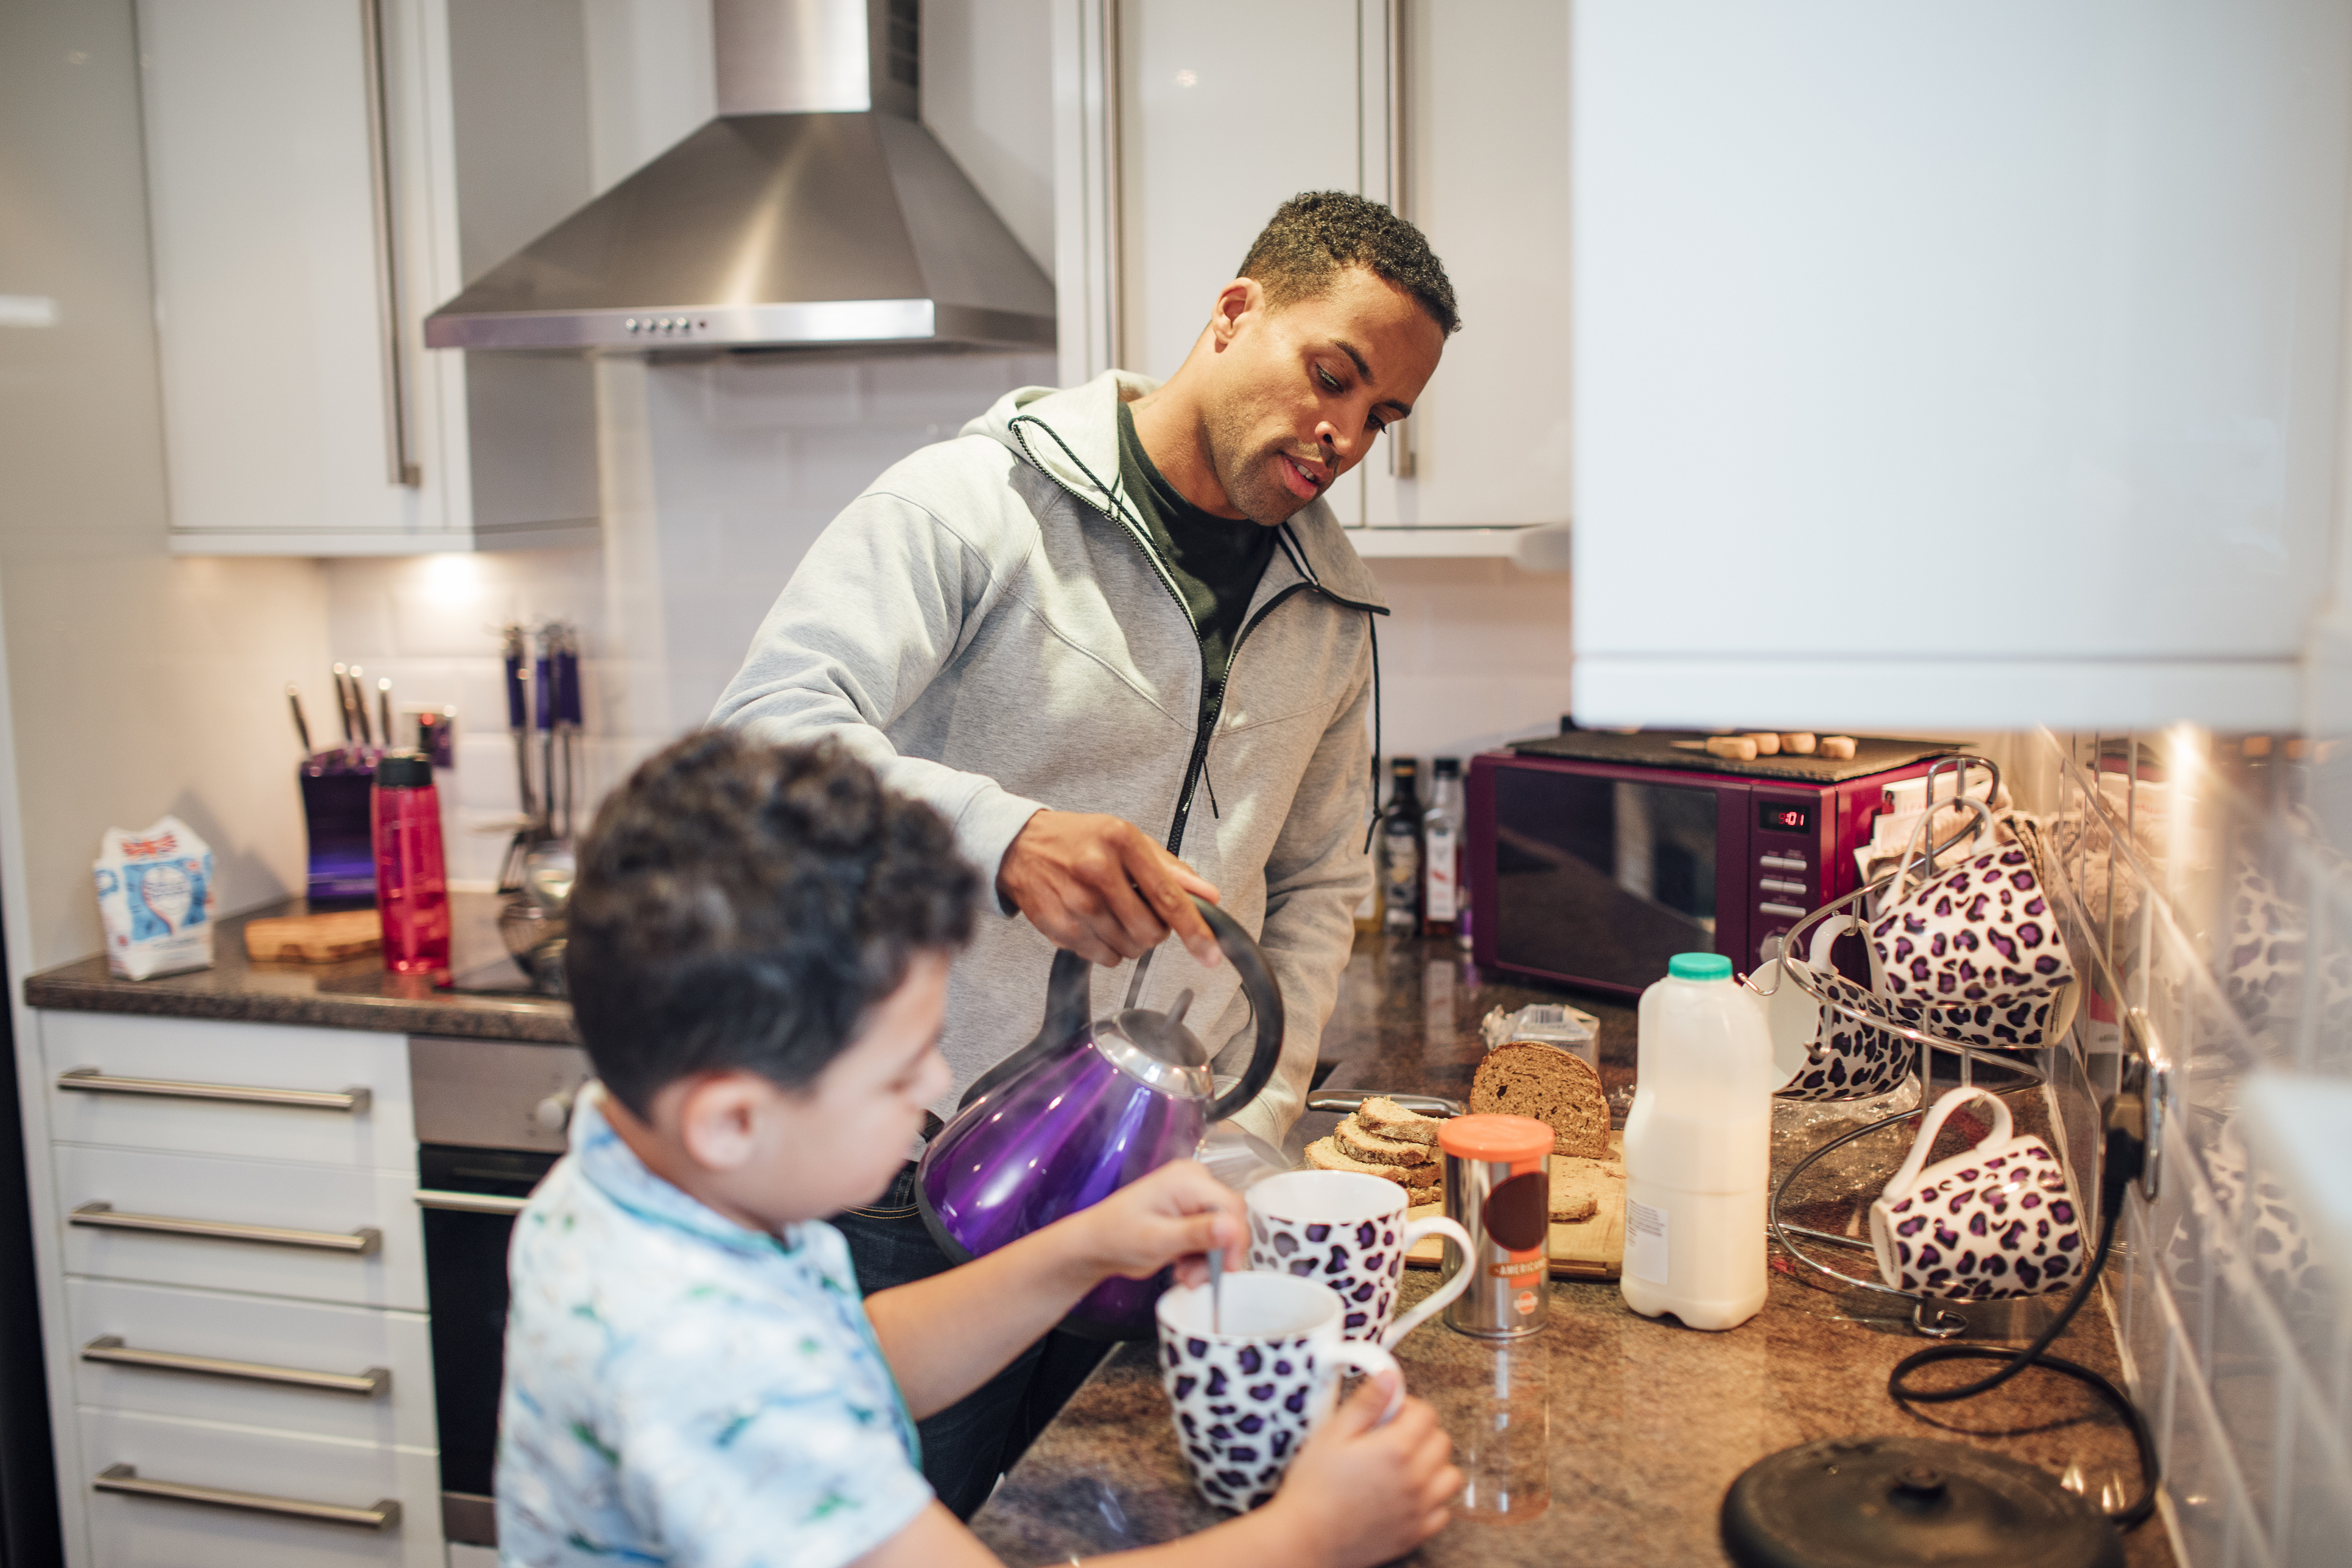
{"left": 497, "top": 731, "right": 1459, "bottom": 1568}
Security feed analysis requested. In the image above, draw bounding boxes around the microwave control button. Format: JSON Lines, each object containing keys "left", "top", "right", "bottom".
{"left": 1758, "top": 853, "right": 1808, "bottom": 871}
{"left": 1759, "top": 877, "right": 1808, "bottom": 895}
{"left": 1757, "top": 900, "right": 1808, "bottom": 919}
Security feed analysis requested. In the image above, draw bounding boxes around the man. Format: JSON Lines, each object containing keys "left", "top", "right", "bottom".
{"left": 711, "top": 190, "right": 1457, "bottom": 1515}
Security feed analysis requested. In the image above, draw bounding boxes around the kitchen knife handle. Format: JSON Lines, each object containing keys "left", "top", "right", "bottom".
{"left": 93, "top": 1465, "right": 401, "bottom": 1530}
{"left": 1306, "top": 1092, "right": 1464, "bottom": 1118}
{"left": 359, "top": 0, "right": 418, "bottom": 489}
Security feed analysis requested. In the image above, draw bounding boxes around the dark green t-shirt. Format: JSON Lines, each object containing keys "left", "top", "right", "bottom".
{"left": 1115, "top": 401, "right": 1276, "bottom": 731}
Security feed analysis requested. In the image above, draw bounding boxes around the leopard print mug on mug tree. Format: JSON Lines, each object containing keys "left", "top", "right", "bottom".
{"left": 1867, "top": 1086, "right": 2085, "bottom": 1301}
{"left": 1867, "top": 797, "right": 2077, "bottom": 1050}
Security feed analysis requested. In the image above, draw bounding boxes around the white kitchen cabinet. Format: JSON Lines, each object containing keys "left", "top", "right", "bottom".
{"left": 1569, "top": 1, "right": 2352, "bottom": 730}
{"left": 29, "top": 1010, "right": 446, "bottom": 1568}
{"left": 137, "top": 0, "right": 598, "bottom": 554}
{"left": 43, "top": 1012, "right": 416, "bottom": 1170}
{"left": 80, "top": 1408, "right": 438, "bottom": 1568}
{"left": 1101, "top": 0, "right": 1569, "bottom": 544}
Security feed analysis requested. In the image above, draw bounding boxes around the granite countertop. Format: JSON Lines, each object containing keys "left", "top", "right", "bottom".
{"left": 973, "top": 931, "right": 2174, "bottom": 1567}
{"left": 23, "top": 893, "right": 577, "bottom": 1043}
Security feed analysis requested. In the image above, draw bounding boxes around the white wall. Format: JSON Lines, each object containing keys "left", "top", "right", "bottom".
{"left": 0, "top": 0, "right": 330, "bottom": 972}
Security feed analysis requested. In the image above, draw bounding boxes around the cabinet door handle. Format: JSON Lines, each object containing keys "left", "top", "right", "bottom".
{"left": 94, "top": 1464, "right": 401, "bottom": 1530}
{"left": 58, "top": 1067, "right": 369, "bottom": 1114}
{"left": 81, "top": 1336, "right": 390, "bottom": 1398}
{"left": 69, "top": 1202, "right": 381, "bottom": 1256}
{"left": 359, "top": 0, "right": 420, "bottom": 488}
{"left": 414, "top": 1189, "right": 530, "bottom": 1216}
{"left": 1384, "top": 0, "right": 1416, "bottom": 480}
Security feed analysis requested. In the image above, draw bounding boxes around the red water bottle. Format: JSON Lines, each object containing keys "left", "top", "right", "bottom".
{"left": 371, "top": 752, "right": 450, "bottom": 978}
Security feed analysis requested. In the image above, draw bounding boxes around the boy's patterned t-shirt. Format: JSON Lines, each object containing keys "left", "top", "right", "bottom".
{"left": 496, "top": 1090, "right": 930, "bottom": 1567}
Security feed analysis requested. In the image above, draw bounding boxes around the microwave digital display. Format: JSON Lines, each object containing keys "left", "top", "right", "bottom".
{"left": 1757, "top": 801, "right": 1812, "bottom": 834}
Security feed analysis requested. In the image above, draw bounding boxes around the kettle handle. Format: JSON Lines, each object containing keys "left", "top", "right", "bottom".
{"left": 1199, "top": 898, "right": 1286, "bottom": 1124}
{"left": 957, "top": 898, "right": 1285, "bottom": 1118}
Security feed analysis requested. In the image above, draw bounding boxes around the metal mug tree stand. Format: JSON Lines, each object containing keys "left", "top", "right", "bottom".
{"left": 1751, "top": 754, "right": 2057, "bottom": 1340}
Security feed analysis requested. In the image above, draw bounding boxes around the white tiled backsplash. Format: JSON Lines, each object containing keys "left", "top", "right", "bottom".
{"left": 324, "top": 351, "right": 1576, "bottom": 885}
{"left": 2011, "top": 728, "right": 2352, "bottom": 1567}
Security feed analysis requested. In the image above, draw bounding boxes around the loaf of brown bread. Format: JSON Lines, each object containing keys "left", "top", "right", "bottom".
{"left": 1471, "top": 1043, "right": 1609, "bottom": 1157}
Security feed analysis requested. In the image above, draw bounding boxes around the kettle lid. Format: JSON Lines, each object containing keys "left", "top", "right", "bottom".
{"left": 1093, "top": 989, "right": 1213, "bottom": 1099}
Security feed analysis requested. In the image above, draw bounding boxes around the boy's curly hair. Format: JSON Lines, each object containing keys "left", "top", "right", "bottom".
{"left": 564, "top": 730, "right": 977, "bottom": 1116}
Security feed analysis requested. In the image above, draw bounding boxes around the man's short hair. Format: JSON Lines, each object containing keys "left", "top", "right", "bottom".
{"left": 564, "top": 730, "right": 977, "bottom": 1117}
{"left": 1237, "top": 191, "right": 1460, "bottom": 336}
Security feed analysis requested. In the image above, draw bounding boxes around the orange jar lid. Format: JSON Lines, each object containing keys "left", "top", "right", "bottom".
{"left": 1438, "top": 1113, "right": 1553, "bottom": 1163}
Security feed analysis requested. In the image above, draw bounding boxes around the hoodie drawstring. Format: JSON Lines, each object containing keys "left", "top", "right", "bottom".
{"left": 1363, "top": 609, "right": 1384, "bottom": 854}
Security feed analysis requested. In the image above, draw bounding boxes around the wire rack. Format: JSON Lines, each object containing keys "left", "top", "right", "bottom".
{"left": 1754, "top": 754, "right": 2069, "bottom": 1338}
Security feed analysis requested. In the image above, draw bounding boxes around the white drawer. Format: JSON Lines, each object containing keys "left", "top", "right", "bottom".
{"left": 58, "top": 1145, "right": 426, "bottom": 1311}
{"left": 79, "top": 1407, "right": 441, "bottom": 1568}
{"left": 68, "top": 1278, "right": 436, "bottom": 1449}
{"left": 41, "top": 1012, "right": 415, "bottom": 1171}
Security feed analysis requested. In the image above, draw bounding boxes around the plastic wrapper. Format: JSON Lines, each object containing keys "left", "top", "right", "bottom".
{"left": 93, "top": 816, "right": 216, "bottom": 980}
{"left": 1479, "top": 1001, "right": 1600, "bottom": 1068}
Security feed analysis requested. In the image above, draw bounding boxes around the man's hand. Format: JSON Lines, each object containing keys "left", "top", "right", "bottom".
{"left": 998, "top": 810, "right": 1222, "bottom": 966}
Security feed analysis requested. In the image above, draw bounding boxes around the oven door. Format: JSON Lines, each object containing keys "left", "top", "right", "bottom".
{"left": 1477, "top": 757, "right": 1749, "bottom": 994}
{"left": 418, "top": 1142, "right": 558, "bottom": 1549}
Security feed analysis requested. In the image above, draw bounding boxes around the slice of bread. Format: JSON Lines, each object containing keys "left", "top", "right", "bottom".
{"left": 1472, "top": 1043, "right": 1610, "bottom": 1158}
{"left": 1356, "top": 1096, "right": 1441, "bottom": 1146}
{"left": 1332, "top": 1115, "right": 1440, "bottom": 1168}
{"left": 1304, "top": 1136, "right": 1414, "bottom": 1189}
{"left": 1548, "top": 1153, "right": 1620, "bottom": 1222}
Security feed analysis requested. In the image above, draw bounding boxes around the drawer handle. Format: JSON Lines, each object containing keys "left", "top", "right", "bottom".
{"left": 94, "top": 1463, "right": 400, "bottom": 1530}
{"left": 69, "top": 1202, "right": 381, "bottom": 1256}
{"left": 58, "top": 1067, "right": 370, "bottom": 1114}
{"left": 415, "top": 1189, "right": 530, "bottom": 1216}
{"left": 81, "top": 1336, "right": 390, "bottom": 1398}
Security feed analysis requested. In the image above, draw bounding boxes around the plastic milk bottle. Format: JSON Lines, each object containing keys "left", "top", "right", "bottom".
{"left": 1620, "top": 953, "right": 1774, "bottom": 1329}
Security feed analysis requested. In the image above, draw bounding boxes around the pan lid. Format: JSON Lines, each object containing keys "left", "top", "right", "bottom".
{"left": 1720, "top": 1435, "right": 2124, "bottom": 1568}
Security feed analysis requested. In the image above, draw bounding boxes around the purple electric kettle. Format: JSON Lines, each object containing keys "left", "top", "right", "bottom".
{"left": 916, "top": 897, "right": 1284, "bottom": 1339}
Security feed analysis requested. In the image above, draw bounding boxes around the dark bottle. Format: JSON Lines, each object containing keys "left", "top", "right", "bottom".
{"left": 1381, "top": 756, "right": 1424, "bottom": 937}
{"left": 372, "top": 752, "right": 450, "bottom": 979}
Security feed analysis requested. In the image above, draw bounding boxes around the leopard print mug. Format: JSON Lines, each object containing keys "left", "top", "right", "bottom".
{"left": 1156, "top": 1274, "right": 1404, "bottom": 1511}
{"left": 1867, "top": 1087, "right": 2084, "bottom": 1300}
{"left": 1246, "top": 1170, "right": 1474, "bottom": 1343}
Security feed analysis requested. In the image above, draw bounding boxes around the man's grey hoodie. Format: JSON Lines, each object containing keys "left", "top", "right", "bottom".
{"left": 710, "top": 370, "right": 1385, "bottom": 1147}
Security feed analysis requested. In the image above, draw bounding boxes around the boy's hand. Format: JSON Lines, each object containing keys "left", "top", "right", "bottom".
{"left": 1270, "top": 1376, "right": 1460, "bottom": 1568}
{"left": 1070, "top": 1160, "right": 1246, "bottom": 1287}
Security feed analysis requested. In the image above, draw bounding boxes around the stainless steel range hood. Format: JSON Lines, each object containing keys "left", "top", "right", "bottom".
{"left": 424, "top": 0, "right": 1054, "bottom": 354}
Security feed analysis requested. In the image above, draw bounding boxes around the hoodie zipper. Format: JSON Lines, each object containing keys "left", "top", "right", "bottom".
{"left": 1006, "top": 413, "right": 1384, "bottom": 857}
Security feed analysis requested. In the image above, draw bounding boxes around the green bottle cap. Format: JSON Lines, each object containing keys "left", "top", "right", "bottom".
{"left": 1668, "top": 953, "right": 1733, "bottom": 982}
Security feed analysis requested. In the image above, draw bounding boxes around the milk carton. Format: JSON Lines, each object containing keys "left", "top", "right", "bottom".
{"left": 93, "top": 816, "right": 216, "bottom": 979}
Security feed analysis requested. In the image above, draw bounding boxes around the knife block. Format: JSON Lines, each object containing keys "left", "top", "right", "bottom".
{"left": 299, "top": 758, "right": 376, "bottom": 904}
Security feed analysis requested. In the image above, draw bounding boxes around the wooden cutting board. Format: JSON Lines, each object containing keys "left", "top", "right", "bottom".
{"left": 243, "top": 909, "right": 381, "bottom": 964}
{"left": 1404, "top": 1132, "right": 1627, "bottom": 1280}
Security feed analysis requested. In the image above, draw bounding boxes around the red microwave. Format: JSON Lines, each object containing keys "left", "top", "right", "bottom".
{"left": 1465, "top": 733, "right": 1955, "bottom": 997}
